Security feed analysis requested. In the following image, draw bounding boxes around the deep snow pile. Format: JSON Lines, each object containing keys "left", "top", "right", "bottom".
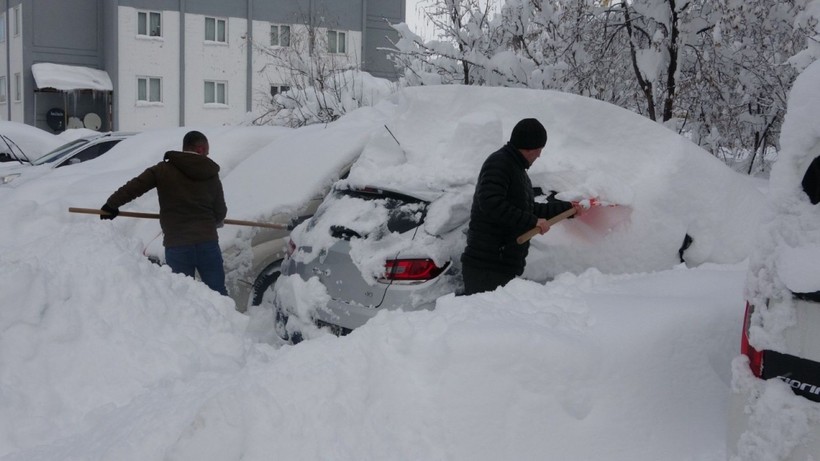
{"left": 0, "top": 220, "right": 744, "bottom": 459}
{"left": 0, "top": 82, "right": 777, "bottom": 460}
{"left": 0, "top": 121, "right": 62, "bottom": 162}
{"left": 727, "top": 59, "right": 820, "bottom": 461}
{"left": 337, "top": 85, "right": 764, "bottom": 282}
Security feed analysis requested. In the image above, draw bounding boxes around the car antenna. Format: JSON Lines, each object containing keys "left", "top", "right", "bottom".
{"left": 384, "top": 125, "right": 401, "bottom": 146}
{"left": 384, "top": 125, "right": 407, "bottom": 161}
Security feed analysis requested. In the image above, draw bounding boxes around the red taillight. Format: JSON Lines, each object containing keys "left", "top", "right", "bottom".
{"left": 383, "top": 258, "right": 445, "bottom": 281}
{"left": 741, "top": 301, "right": 764, "bottom": 377}
{"left": 286, "top": 239, "right": 296, "bottom": 258}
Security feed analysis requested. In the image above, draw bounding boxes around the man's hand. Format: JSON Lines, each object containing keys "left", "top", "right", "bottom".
{"left": 100, "top": 203, "right": 119, "bottom": 220}
{"left": 536, "top": 218, "right": 551, "bottom": 234}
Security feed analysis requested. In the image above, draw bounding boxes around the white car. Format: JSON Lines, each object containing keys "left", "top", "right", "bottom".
{"left": 727, "top": 61, "right": 820, "bottom": 460}
{"left": 0, "top": 121, "right": 62, "bottom": 164}
{"left": 0, "top": 132, "right": 135, "bottom": 186}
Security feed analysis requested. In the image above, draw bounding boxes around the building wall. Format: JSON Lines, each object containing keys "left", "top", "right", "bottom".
{"left": 29, "top": 0, "right": 106, "bottom": 130}
{"left": 116, "top": 6, "right": 180, "bottom": 130}
{"left": 0, "top": 0, "right": 402, "bottom": 131}
{"left": 7, "top": 1, "right": 23, "bottom": 123}
{"left": 365, "top": 0, "right": 404, "bottom": 79}
{"left": 0, "top": 8, "right": 9, "bottom": 120}
{"left": 103, "top": 0, "right": 120, "bottom": 128}
{"left": 182, "top": 14, "right": 248, "bottom": 127}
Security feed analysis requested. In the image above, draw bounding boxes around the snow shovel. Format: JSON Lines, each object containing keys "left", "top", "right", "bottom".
{"left": 68, "top": 207, "right": 290, "bottom": 230}
{"left": 516, "top": 199, "right": 629, "bottom": 244}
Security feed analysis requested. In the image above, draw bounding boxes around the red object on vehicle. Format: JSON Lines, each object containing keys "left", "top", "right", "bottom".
{"left": 384, "top": 258, "right": 444, "bottom": 281}
{"left": 740, "top": 301, "right": 764, "bottom": 377}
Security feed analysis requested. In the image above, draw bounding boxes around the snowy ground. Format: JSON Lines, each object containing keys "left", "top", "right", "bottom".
{"left": 0, "top": 220, "right": 745, "bottom": 460}
{"left": 1, "top": 75, "right": 814, "bottom": 460}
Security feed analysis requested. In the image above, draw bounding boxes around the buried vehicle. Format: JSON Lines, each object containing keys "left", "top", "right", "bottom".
{"left": 0, "top": 132, "right": 135, "bottom": 186}
{"left": 727, "top": 61, "right": 820, "bottom": 460}
{"left": 135, "top": 118, "right": 377, "bottom": 311}
{"left": 268, "top": 85, "right": 765, "bottom": 341}
{"left": 0, "top": 121, "right": 62, "bottom": 164}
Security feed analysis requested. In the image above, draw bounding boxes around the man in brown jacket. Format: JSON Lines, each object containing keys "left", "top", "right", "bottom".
{"left": 100, "top": 131, "right": 228, "bottom": 295}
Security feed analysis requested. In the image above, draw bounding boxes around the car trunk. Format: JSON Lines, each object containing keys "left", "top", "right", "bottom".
{"left": 295, "top": 186, "right": 431, "bottom": 310}
{"left": 300, "top": 238, "right": 393, "bottom": 309}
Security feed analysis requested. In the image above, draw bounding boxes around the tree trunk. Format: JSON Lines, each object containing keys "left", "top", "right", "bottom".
{"left": 622, "top": 3, "right": 657, "bottom": 121}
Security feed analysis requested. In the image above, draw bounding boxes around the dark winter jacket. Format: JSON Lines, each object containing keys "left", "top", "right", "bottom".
{"left": 106, "top": 151, "right": 227, "bottom": 247}
{"left": 461, "top": 143, "right": 572, "bottom": 276}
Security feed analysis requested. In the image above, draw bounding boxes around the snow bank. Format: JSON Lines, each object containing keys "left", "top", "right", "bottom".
{"left": 0, "top": 83, "right": 764, "bottom": 460}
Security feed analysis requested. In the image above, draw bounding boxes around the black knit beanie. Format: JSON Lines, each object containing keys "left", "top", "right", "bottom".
{"left": 510, "top": 118, "right": 547, "bottom": 149}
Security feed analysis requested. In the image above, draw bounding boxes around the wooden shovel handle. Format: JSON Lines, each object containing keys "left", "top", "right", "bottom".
{"left": 68, "top": 207, "right": 289, "bottom": 230}
{"left": 516, "top": 207, "right": 577, "bottom": 245}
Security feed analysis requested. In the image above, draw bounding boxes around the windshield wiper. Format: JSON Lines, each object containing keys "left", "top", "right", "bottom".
{"left": 0, "top": 134, "right": 32, "bottom": 165}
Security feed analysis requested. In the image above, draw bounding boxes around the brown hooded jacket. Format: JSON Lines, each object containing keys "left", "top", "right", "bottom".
{"left": 105, "top": 151, "right": 227, "bottom": 247}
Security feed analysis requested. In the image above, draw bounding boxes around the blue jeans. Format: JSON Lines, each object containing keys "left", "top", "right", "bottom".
{"left": 165, "top": 241, "right": 228, "bottom": 296}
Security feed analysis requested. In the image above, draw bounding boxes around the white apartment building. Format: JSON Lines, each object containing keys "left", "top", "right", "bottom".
{"left": 0, "top": 0, "right": 404, "bottom": 132}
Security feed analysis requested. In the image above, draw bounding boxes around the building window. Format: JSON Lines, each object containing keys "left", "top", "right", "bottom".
{"left": 13, "top": 73, "right": 21, "bottom": 102}
{"left": 13, "top": 6, "right": 20, "bottom": 37}
{"left": 0, "top": 14, "right": 6, "bottom": 42}
{"left": 0, "top": 77, "right": 6, "bottom": 103}
{"left": 270, "top": 24, "right": 290, "bottom": 47}
{"left": 204, "top": 81, "right": 226, "bottom": 105}
{"left": 137, "top": 77, "right": 162, "bottom": 102}
{"left": 138, "top": 11, "right": 161, "bottom": 37}
{"left": 270, "top": 85, "right": 291, "bottom": 101}
{"left": 205, "top": 17, "right": 226, "bottom": 43}
{"left": 327, "top": 30, "right": 346, "bottom": 54}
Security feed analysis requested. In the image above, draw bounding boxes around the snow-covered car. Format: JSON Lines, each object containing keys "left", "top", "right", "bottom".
{"left": 134, "top": 117, "right": 378, "bottom": 311}
{"left": 0, "top": 132, "right": 135, "bottom": 186}
{"left": 270, "top": 85, "right": 765, "bottom": 341}
{"left": 139, "top": 169, "right": 349, "bottom": 311}
{"left": 727, "top": 61, "right": 820, "bottom": 460}
{"left": 0, "top": 121, "right": 62, "bottom": 164}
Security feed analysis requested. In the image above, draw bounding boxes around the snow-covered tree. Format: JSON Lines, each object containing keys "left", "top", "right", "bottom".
{"left": 687, "top": 1, "right": 817, "bottom": 174}
{"left": 389, "top": 0, "right": 820, "bottom": 174}
{"left": 248, "top": 11, "right": 396, "bottom": 127}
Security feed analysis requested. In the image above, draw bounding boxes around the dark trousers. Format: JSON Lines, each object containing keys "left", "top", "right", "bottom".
{"left": 165, "top": 240, "right": 228, "bottom": 296}
{"left": 461, "top": 262, "right": 515, "bottom": 296}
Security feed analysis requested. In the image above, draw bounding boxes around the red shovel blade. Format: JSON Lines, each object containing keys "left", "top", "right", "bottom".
{"left": 553, "top": 201, "right": 632, "bottom": 243}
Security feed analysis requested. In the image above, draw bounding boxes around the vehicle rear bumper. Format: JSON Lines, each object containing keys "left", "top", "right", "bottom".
{"left": 727, "top": 370, "right": 820, "bottom": 459}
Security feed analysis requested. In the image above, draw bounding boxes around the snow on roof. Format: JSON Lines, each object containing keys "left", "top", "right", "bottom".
{"left": 31, "top": 63, "right": 113, "bottom": 92}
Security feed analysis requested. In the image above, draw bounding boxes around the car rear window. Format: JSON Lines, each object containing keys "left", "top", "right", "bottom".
{"left": 312, "top": 186, "right": 428, "bottom": 235}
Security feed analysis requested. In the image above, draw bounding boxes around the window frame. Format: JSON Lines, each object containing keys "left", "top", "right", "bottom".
{"left": 327, "top": 29, "right": 346, "bottom": 54}
{"left": 204, "top": 80, "right": 227, "bottom": 105}
{"left": 270, "top": 24, "right": 290, "bottom": 47}
{"left": 137, "top": 10, "right": 162, "bottom": 37}
{"left": 0, "top": 13, "right": 6, "bottom": 43}
{"left": 13, "top": 73, "right": 21, "bottom": 102}
{"left": 137, "top": 76, "right": 162, "bottom": 103}
{"left": 12, "top": 5, "right": 20, "bottom": 37}
{"left": 0, "top": 76, "right": 6, "bottom": 104}
{"left": 205, "top": 16, "right": 227, "bottom": 43}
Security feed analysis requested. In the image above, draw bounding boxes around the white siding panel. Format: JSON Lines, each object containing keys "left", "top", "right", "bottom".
{"left": 116, "top": 6, "right": 179, "bottom": 130}
{"left": 8, "top": 10, "right": 23, "bottom": 122}
{"left": 184, "top": 14, "right": 247, "bottom": 126}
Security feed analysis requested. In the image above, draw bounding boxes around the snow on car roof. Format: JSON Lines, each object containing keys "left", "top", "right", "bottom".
{"left": 338, "top": 85, "right": 765, "bottom": 278}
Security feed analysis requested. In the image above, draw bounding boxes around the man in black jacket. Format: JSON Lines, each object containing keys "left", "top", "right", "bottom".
{"left": 460, "top": 118, "right": 581, "bottom": 295}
